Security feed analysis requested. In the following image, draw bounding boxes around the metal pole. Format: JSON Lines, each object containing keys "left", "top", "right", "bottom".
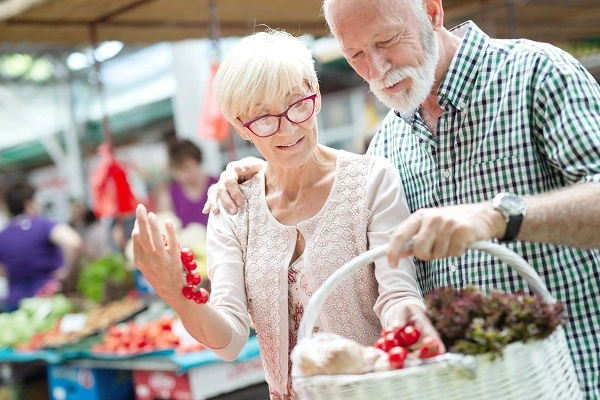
{"left": 206, "top": 0, "right": 236, "bottom": 160}
{"left": 56, "top": 59, "right": 87, "bottom": 202}
{"left": 89, "top": 24, "right": 113, "bottom": 149}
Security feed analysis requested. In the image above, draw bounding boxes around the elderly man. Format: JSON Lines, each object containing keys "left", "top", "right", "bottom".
{"left": 206, "top": 0, "right": 600, "bottom": 396}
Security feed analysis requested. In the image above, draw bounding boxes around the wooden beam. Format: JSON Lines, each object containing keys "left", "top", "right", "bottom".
{"left": 0, "top": 0, "right": 51, "bottom": 20}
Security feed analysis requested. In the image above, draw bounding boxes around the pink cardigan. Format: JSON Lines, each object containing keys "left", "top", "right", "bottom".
{"left": 206, "top": 151, "right": 424, "bottom": 396}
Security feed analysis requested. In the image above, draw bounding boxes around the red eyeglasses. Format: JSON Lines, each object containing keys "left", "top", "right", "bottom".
{"left": 239, "top": 93, "right": 317, "bottom": 138}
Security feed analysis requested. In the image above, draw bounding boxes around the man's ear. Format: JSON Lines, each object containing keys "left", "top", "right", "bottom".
{"left": 425, "top": 0, "right": 444, "bottom": 29}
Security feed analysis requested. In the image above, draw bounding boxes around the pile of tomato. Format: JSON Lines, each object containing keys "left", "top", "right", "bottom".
{"left": 91, "top": 316, "right": 204, "bottom": 355}
{"left": 374, "top": 325, "right": 441, "bottom": 369}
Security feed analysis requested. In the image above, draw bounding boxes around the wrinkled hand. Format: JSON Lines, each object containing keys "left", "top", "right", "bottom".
{"left": 202, "top": 157, "right": 265, "bottom": 215}
{"left": 387, "top": 203, "right": 505, "bottom": 267}
{"left": 388, "top": 303, "right": 446, "bottom": 354}
{"left": 132, "top": 204, "right": 185, "bottom": 304}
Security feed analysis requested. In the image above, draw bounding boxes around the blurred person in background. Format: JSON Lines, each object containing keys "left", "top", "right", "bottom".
{"left": 154, "top": 139, "right": 218, "bottom": 228}
{"left": 68, "top": 199, "right": 113, "bottom": 260}
{"left": 81, "top": 208, "right": 114, "bottom": 260}
{"left": 0, "top": 182, "right": 83, "bottom": 310}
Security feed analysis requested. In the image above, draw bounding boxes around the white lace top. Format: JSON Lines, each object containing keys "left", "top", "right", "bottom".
{"left": 206, "top": 151, "right": 424, "bottom": 397}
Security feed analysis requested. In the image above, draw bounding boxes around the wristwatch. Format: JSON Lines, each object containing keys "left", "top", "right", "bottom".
{"left": 492, "top": 192, "right": 526, "bottom": 243}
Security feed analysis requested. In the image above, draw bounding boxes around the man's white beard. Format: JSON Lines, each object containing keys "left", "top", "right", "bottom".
{"left": 369, "top": 23, "right": 439, "bottom": 113}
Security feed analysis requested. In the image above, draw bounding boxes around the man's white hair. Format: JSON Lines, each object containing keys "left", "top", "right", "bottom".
{"left": 322, "top": 0, "right": 427, "bottom": 34}
{"left": 213, "top": 30, "right": 318, "bottom": 125}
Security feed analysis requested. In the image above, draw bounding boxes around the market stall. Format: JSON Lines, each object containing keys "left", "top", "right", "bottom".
{"left": 0, "top": 296, "right": 267, "bottom": 400}
{"left": 0, "top": 220, "right": 267, "bottom": 400}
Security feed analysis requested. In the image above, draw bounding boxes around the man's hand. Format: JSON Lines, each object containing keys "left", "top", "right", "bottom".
{"left": 387, "top": 303, "right": 446, "bottom": 354}
{"left": 203, "top": 157, "right": 265, "bottom": 215}
{"left": 387, "top": 203, "right": 505, "bottom": 267}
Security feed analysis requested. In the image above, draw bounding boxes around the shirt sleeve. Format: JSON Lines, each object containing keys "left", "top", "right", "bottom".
{"left": 39, "top": 217, "right": 59, "bottom": 240}
{"left": 534, "top": 53, "right": 600, "bottom": 184}
{"left": 205, "top": 203, "right": 251, "bottom": 361}
{"left": 366, "top": 156, "right": 425, "bottom": 327}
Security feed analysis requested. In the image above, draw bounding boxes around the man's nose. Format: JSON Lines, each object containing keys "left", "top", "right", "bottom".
{"left": 367, "top": 51, "right": 391, "bottom": 81}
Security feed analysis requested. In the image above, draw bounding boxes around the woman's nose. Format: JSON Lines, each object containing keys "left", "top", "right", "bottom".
{"left": 278, "top": 116, "right": 298, "bottom": 135}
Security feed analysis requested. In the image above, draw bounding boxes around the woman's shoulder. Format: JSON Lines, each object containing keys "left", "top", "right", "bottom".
{"left": 239, "top": 169, "right": 264, "bottom": 194}
{"left": 337, "top": 150, "right": 396, "bottom": 175}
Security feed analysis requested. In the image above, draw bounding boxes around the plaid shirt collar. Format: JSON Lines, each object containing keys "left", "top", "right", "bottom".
{"left": 395, "top": 21, "right": 490, "bottom": 122}
{"left": 439, "top": 21, "right": 490, "bottom": 112}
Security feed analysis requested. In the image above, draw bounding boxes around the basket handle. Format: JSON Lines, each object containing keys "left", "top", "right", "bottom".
{"left": 298, "top": 240, "right": 557, "bottom": 341}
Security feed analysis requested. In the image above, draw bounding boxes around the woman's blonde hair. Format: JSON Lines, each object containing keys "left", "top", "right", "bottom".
{"left": 213, "top": 30, "right": 318, "bottom": 124}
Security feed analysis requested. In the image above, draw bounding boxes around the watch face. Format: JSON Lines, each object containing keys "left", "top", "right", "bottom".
{"left": 500, "top": 193, "right": 526, "bottom": 215}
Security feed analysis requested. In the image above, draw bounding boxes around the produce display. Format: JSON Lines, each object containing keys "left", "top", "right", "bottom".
{"left": 1, "top": 215, "right": 214, "bottom": 375}
{"left": 77, "top": 254, "right": 132, "bottom": 304}
{"left": 91, "top": 317, "right": 179, "bottom": 355}
{"left": 0, "top": 295, "right": 75, "bottom": 348}
{"left": 90, "top": 315, "right": 207, "bottom": 355}
{"left": 15, "top": 296, "right": 147, "bottom": 351}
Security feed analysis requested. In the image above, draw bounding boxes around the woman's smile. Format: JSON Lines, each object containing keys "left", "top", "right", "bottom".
{"left": 276, "top": 136, "right": 304, "bottom": 150}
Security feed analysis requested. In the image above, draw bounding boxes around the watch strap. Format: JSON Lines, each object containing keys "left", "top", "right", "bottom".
{"left": 499, "top": 214, "right": 523, "bottom": 243}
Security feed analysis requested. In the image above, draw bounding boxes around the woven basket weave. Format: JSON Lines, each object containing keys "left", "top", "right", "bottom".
{"left": 292, "top": 241, "right": 582, "bottom": 400}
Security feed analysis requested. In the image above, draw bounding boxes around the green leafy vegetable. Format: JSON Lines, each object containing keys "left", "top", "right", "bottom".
{"left": 77, "top": 255, "right": 128, "bottom": 304}
{"left": 425, "top": 286, "right": 565, "bottom": 358}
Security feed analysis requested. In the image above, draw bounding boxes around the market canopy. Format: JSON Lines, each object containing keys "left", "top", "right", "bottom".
{"left": 0, "top": 0, "right": 599, "bottom": 46}
{"left": 0, "top": 0, "right": 329, "bottom": 45}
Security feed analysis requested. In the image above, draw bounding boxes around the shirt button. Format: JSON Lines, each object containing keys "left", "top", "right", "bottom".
{"left": 450, "top": 264, "right": 457, "bottom": 272}
{"left": 442, "top": 170, "right": 451, "bottom": 179}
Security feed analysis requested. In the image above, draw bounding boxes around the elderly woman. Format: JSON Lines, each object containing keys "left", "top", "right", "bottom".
{"left": 133, "top": 30, "right": 438, "bottom": 399}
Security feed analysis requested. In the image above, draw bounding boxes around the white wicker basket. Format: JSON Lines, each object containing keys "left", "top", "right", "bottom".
{"left": 292, "top": 241, "right": 582, "bottom": 400}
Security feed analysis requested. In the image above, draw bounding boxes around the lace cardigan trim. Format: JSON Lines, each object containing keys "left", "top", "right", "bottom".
{"left": 235, "top": 151, "right": 382, "bottom": 394}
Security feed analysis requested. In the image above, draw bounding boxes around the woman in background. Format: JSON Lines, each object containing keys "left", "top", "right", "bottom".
{"left": 155, "top": 139, "right": 218, "bottom": 228}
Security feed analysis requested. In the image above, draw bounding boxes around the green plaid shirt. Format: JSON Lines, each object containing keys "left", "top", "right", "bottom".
{"left": 368, "top": 21, "right": 600, "bottom": 397}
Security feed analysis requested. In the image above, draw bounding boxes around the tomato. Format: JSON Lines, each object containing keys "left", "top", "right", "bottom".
{"left": 107, "top": 325, "right": 123, "bottom": 338}
{"left": 182, "top": 285, "right": 195, "bottom": 299}
{"left": 157, "top": 316, "right": 174, "bottom": 331}
{"left": 419, "top": 336, "right": 441, "bottom": 359}
{"left": 186, "top": 271, "right": 202, "bottom": 286}
{"left": 396, "top": 325, "right": 421, "bottom": 347}
{"left": 193, "top": 288, "right": 210, "bottom": 304}
{"left": 180, "top": 248, "right": 195, "bottom": 264}
{"left": 383, "top": 332, "right": 399, "bottom": 351}
{"left": 145, "top": 323, "right": 163, "bottom": 340}
{"left": 387, "top": 346, "right": 408, "bottom": 369}
{"left": 374, "top": 337, "right": 387, "bottom": 351}
{"left": 380, "top": 326, "right": 397, "bottom": 337}
{"left": 183, "top": 259, "right": 198, "bottom": 272}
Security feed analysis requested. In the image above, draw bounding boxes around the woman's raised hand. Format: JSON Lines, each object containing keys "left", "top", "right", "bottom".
{"left": 132, "top": 204, "right": 186, "bottom": 304}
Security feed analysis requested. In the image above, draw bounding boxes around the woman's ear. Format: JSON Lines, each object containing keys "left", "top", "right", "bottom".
{"left": 232, "top": 120, "right": 252, "bottom": 141}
